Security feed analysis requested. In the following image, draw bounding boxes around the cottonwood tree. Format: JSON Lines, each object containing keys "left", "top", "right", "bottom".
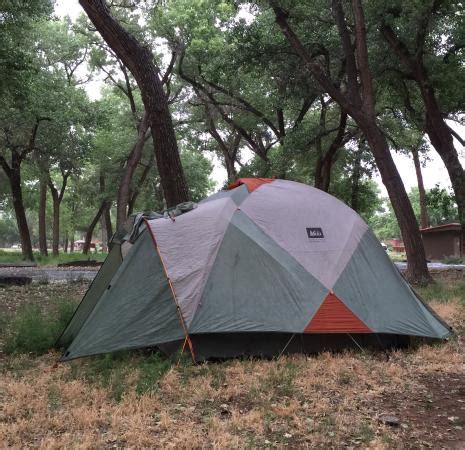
{"left": 270, "top": 0, "right": 431, "bottom": 284}
{"left": 377, "top": 0, "right": 465, "bottom": 252}
{"left": 79, "top": 0, "right": 190, "bottom": 207}
{"left": 0, "top": 1, "right": 53, "bottom": 259}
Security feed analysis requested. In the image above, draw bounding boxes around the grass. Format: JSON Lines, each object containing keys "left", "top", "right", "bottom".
{"left": 0, "top": 280, "right": 464, "bottom": 447}
{"left": 0, "top": 249, "right": 107, "bottom": 266}
{"left": 417, "top": 281, "right": 465, "bottom": 305}
{"left": 3, "top": 298, "right": 75, "bottom": 356}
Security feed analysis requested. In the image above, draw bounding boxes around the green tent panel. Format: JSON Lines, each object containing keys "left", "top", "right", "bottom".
{"left": 62, "top": 230, "right": 185, "bottom": 360}
{"left": 56, "top": 242, "right": 123, "bottom": 348}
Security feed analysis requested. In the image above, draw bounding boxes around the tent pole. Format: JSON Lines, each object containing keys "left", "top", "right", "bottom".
{"left": 144, "top": 219, "right": 196, "bottom": 363}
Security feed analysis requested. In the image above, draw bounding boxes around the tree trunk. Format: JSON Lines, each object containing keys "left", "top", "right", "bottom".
{"left": 273, "top": 0, "right": 431, "bottom": 284}
{"left": 100, "top": 215, "right": 108, "bottom": 253}
{"left": 79, "top": 0, "right": 190, "bottom": 208}
{"left": 70, "top": 237, "right": 75, "bottom": 253}
{"left": 223, "top": 151, "right": 237, "bottom": 181}
{"left": 10, "top": 169, "right": 34, "bottom": 260}
{"left": 64, "top": 232, "right": 69, "bottom": 253}
{"left": 315, "top": 154, "right": 338, "bottom": 192}
{"left": 104, "top": 204, "right": 113, "bottom": 245}
{"left": 83, "top": 201, "right": 106, "bottom": 255}
{"left": 116, "top": 113, "right": 149, "bottom": 229}
{"left": 364, "top": 122, "right": 430, "bottom": 283}
{"left": 48, "top": 171, "right": 70, "bottom": 257}
{"left": 38, "top": 177, "right": 48, "bottom": 256}
{"left": 50, "top": 188, "right": 60, "bottom": 257}
{"left": 381, "top": 23, "right": 465, "bottom": 255}
{"left": 421, "top": 86, "right": 465, "bottom": 252}
{"left": 412, "top": 147, "right": 429, "bottom": 229}
{"left": 350, "top": 147, "right": 362, "bottom": 212}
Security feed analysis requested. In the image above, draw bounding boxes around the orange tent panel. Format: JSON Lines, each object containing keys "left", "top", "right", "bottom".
{"left": 227, "top": 178, "right": 274, "bottom": 192}
{"left": 304, "top": 292, "right": 371, "bottom": 333}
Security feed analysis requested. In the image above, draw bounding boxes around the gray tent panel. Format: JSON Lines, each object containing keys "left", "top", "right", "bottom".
{"left": 189, "top": 211, "right": 328, "bottom": 333}
{"left": 57, "top": 243, "right": 123, "bottom": 347}
{"left": 333, "top": 229, "right": 451, "bottom": 338}
{"left": 62, "top": 231, "right": 185, "bottom": 360}
{"left": 199, "top": 183, "right": 249, "bottom": 206}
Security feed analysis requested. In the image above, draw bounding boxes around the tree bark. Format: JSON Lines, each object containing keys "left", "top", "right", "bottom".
{"left": 314, "top": 109, "right": 349, "bottom": 192}
{"left": 350, "top": 146, "right": 363, "bottom": 212}
{"left": 116, "top": 113, "right": 149, "bottom": 229}
{"left": 381, "top": 22, "right": 465, "bottom": 255}
{"left": 83, "top": 201, "right": 106, "bottom": 255}
{"left": 100, "top": 215, "right": 108, "bottom": 252}
{"left": 103, "top": 203, "right": 113, "bottom": 244}
{"left": 49, "top": 187, "right": 60, "bottom": 257}
{"left": 272, "top": 0, "right": 431, "bottom": 284}
{"left": 127, "top": 153, "right": 155, "bottom": 216}
{"left": 10, "top": 168, "right": 34, "bottom": 260}
{"left": 412, "top": 147, "right": 429, "bottom": 229}
{"left": 0, "top": 119, "right": 48, "bottom": 261}
{"left": 79, "top": 0, "right": 190, "bottom": 208}
{"left": 38, "top": 177, "right": 48, "bottom": 256}
{"left": 48, "top": 170, "right": 70, "bottom": 257}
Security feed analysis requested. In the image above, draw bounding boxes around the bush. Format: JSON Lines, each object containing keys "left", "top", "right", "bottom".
{"left": 4, "top": 299, "right": 75, "bottom": 355}
{"left": 442, "top": 255, "right": 463, "bottom": 265}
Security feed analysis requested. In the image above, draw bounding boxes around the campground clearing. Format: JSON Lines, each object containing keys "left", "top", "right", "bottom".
{"left": 0, "top": 281, "right": 464, "bottom": 448}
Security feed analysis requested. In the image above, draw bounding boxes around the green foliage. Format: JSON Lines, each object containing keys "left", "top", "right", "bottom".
{"left": 4, "top": 299, "right": 75, "bottom": 355}
{"left": 426, "top": 185, "right": 458, "bottom": 225}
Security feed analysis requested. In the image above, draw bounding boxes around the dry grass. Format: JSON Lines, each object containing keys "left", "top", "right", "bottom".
{"left": 0, "top": 282, "right": 464, "bottom": 448}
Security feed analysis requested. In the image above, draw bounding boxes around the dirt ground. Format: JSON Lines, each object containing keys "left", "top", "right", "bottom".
{"left": 0, "top": 282, "right": 464, "bottom": 448}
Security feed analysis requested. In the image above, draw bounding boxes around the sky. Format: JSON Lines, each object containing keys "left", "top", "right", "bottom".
{"left": 55, "top": 0, "right": 464, "bottom": 194}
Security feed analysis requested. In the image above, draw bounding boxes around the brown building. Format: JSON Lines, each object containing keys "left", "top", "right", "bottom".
{"left": 420, "top": 223, "right": 463, "bottom": 261}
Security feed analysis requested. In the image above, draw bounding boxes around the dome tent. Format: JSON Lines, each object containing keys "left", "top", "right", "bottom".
{"left": 58, "top": 178, "right": 451, "bottom": 362}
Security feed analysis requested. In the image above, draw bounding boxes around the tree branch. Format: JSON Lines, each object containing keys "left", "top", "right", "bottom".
{"left": 351, "top": 0, "right": 375, "bottom": 115}
{"left": 271, "top": 3, "right": 353, "bottom": 115}
{"left": 332, "top": 0, "right": 359, "bottom": 106}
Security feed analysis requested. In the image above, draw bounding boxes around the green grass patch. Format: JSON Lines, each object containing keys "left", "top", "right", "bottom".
{"left": 416, "top": 281, "right": 465, "bottom": 305}
{"left": 260, "top": 360, "right": 298, "bottom": 398}
{"left": 67, "top": 350, "right": 174, "bottom": 401}
{"left": 3, "top": 298, "right": 75, "bottom": 355}
{"left": 136, "top": 352, "right": 172, "bottom": 395}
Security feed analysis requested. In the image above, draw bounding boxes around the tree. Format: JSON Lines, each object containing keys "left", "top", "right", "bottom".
{"left": 411, "top": 143, "right": 430, "bottom": 229}
{"left": 270, "top": 0, "right": 431, "bottom": 284}
{"left": 0, "top": 1, "right": 53, "bottom": 259}
{"left": 378, "top": 0, "right": 465, "bottom": 252}
{"left": 79, "top": 0, "right": 190, "bottom": 208}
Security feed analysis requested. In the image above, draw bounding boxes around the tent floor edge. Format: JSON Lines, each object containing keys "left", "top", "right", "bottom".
{"left": 158, "top": 332, "right": 420, "bottom": 361}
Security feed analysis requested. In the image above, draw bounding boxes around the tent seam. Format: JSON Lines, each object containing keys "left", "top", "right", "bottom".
{"left": 144, "top": 218, "right": 196, "bottom": 363}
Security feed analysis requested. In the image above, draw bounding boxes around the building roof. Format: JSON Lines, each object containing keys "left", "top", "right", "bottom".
{"left": 420, "top": 223, "right": 461, "bottom": 233}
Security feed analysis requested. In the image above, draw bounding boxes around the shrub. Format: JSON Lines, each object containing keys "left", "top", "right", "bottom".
{"left": 442, "top": 255, "right": 463, "bottom": 265}
{"left": 4, "top": 299, "right": 75, "bottom": 355}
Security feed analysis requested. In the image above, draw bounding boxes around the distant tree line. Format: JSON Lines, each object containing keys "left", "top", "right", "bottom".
{"left": 0, "top": 0, "right": 463, "bottom": 285}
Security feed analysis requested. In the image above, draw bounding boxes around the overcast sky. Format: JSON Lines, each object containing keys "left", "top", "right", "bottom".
{"left": 55, "top": 0, "right": 464, "bottom": 194}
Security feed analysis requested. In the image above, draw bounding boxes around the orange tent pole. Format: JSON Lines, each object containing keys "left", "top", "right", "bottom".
{"left": 144, "top": 219, "right": 196, "bottom": 363}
